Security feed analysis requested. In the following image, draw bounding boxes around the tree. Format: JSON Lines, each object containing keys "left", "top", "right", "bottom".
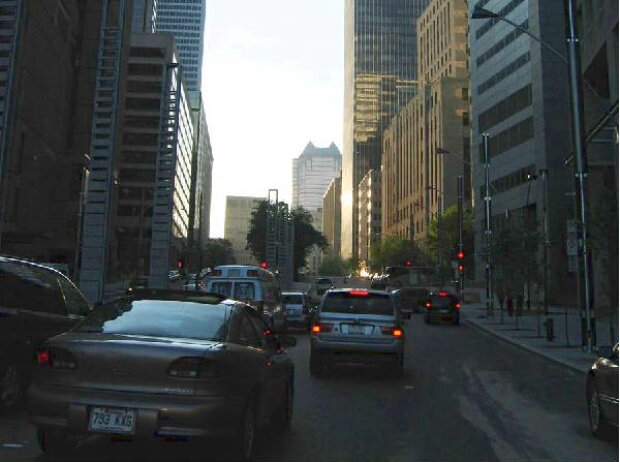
{"left": 203, "top": 238, "right": 236, "bottom": 268}
{"left": 291, "top": 207, "right": 328, "bottom": 279}
{"left": 318, "top": 255, "right": 347, "bottom": 276}
{"left": 424, "top": 205, "right": 475, "bottom": 281}
{"left": 246, "top": 202, "right": 327, "bottom": 280}
{"left": 369, "top": 236, "right": 430, "bottom": 273}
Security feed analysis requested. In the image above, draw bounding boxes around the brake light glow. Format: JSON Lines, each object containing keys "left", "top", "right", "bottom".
{"left": 37, "top": 349, "right": 50, "bottom": 365}
{"left": 349, "top": 290, "right": 368, "bottom": 296}
{"left": 311, "top": 323, "right": 333, "bottom": 334}
{"left": 392, "top": 328, "right": 403, "bottom": 338}
{"left": 439, "top": 291, "right": 448, "bottom": 297}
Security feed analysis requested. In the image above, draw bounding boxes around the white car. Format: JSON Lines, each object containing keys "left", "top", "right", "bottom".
{"left": 314, "top": 277, "right": 334, "bottom": 296}
{"left": 281, "top": 292, "right": 309, "bottom": 328}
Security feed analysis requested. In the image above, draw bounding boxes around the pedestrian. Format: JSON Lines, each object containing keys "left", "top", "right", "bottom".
{"left": 506, "top": 293, "right": 514, "bottom": 316}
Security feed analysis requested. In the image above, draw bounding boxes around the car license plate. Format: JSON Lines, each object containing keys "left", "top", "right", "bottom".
{"left": 347, "top": 324, "right": 366, "bottom": 335}
{"left": 89, "top": 407, "right": 135, "bottom": 434}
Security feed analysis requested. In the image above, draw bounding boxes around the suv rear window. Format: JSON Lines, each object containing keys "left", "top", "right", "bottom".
{"left": 321, "top": 292, "right": 394, "bottom": 316}
{"left": 429, "top": 295, "right": 456, "bottom": 307}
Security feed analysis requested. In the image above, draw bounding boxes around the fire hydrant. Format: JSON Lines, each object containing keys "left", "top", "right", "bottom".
{"left": 544, "top": 317, "right": 554, "bottom": 342}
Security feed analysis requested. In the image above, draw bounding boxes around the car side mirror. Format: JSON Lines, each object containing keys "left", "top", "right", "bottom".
{"left": 597, "top": 345, "right": 614, "bottom": 359}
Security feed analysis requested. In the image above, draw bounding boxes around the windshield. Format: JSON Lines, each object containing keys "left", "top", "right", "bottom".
{"left": 75, "top": 300, "right": 228, "bottom": 341}
{"left": 321, "top": 293, "right": 394, "bottom": 316}
{"left": 234, "top": 282, "right": 256, "bottom": 301}
{"left": 282, "top": 294, "right": 304, "bottom": 304}
{"left": 209, "top": 281, "right": 232, "bottom": 298}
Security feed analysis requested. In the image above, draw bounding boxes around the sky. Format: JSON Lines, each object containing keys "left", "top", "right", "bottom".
{"left": 202, "top": 0, "right": 344, "bottom": 238}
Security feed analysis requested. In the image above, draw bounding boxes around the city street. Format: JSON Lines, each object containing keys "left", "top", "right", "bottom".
{"left": 1, "top": 307, "right": 616, "bottom": 462}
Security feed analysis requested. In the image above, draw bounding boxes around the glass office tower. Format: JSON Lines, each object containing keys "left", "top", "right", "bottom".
{"left": 342, "top": 0, "right": 430, "bottom": 259}
{"left": 155, "top": 0, "right": 206, "bottom": 91}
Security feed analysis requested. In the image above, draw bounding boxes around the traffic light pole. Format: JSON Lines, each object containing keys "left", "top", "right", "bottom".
{"left": 483, "top": 133, "right": 493, "bottom": 317}
{"left": 457, "top": 175, "right": 464, "bottom": 301}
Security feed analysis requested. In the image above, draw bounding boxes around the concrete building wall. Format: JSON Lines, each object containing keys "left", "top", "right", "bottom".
{"left": 357, "top": 169, "right": 381, "bottom": 264}
{"left": 224, "top": 196, "right": 264, "bottom": 265}
{"left": 322, "top": 176, "right": 342, "bottom": 257}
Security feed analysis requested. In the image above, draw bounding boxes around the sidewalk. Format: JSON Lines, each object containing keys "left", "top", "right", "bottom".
{"left": 463, "top": 302, "right": 618, "bottom": 373}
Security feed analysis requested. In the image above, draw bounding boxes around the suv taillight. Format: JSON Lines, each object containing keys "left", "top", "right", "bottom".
{"left": 311, "top": 323, "right": 334, "bottom": 334}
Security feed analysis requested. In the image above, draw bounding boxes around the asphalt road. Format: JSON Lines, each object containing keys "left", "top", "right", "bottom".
{"left": 1, "top": 309, "right": 617, "bottom": 462}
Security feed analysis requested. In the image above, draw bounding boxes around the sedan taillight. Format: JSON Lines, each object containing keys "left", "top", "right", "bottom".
{"left": 169, "top": 357, "right": 219, "bottom": 379}
{"left": 37, "top": 348, "right": 77, "bottom": 369}
{"left": 380, "top": 327, "right": 404, "bottom": 338}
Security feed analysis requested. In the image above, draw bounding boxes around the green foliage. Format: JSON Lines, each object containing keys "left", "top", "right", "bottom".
{"left": 246, "top": 202, "right": 327, "bottom": 280}
{"left": 318, "top": 255, "right": 347, "bottom": 276}
{"left": 424, "top": 205, "right": 475, "bottom": 279}
{"left": 203, "top": 238, "right": 236, "bottom": 267}
{"left": 291, "top": 207, "right": 328, "bottom": 279}
{"left": 369, "top": 235, "right": 430, "bottom": 272}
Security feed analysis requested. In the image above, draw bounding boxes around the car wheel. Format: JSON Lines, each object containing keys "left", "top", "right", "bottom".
{"left": 234, "top": 397, "right": 257, "bottom": 461}
{"left": 274, "top": 379, "right": 294, "bottom": 429}
{"left": 37, "top": 428, "right": 77, "bottom": 457}
{"left": 309, "top": 353, "right": 325, "bottom": 377}
{"left": 587, "top": 382, "right": 612, "bottom": 438}
{"left": 0, "top": 362, "right": 24, "bottom": 412}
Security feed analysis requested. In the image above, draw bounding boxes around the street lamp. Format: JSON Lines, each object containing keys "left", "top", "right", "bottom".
{"left": 471, "top": 2, "right": 594, "bottom": 352}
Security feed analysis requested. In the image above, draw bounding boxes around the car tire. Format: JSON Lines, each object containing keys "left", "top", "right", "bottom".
{"left": 0, "top": 362, "right": 25, "bottom": 413}
{"left": 309, "top": 353, "right": 325, "bottom": 377}
{"left": 587, "top": 381, "right": 613, "bottom": 438}
{"left": 37, "top": 428, "right": 77, "bottom": 457}
{"left": 274, "top": 378, "right": 294, "bottom": 430}
{"left": 233, "top": 397, "right": 257, "bottom": 461}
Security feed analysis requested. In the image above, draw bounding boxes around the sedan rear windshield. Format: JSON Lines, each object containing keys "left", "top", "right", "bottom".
{"left": 321, "top": 293, "right": 394, "bottom": 316}
{"left": 429, "top": 296, "right": 455, "bottom": 307}
{"left": 282, "top": 294, "right": 303, "bottom": 304}
{"left": 75, "top": 300, "right": 228, "bottom": 341}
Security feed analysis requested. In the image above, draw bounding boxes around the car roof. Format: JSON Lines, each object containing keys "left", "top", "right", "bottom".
{"left": 0, "top": 255, "right": 69, "bottom": 279}
{"left": 326, "top": 288, "right": 390, "bottom": 296}
{"left": 282, "top": 291, "right": 304, "bottom": 295}
{"left": 125, "top": 289, "right": 233, "bottom": 305}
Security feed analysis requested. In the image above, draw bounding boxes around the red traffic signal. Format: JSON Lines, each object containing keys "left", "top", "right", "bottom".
{"left": 260, "top": 261, "right": 268, "bottom": 269}
{"left": 458, "top": 264, "right": 464, "bottom": 272}
{"left": 457, "top": 251, "right": 465, "bottom": 260}
{"left": 404, "top": 260, "right": 412, "bottom": 267}
{"left": 177, "top": 259, "right": 183, "bottom": 269}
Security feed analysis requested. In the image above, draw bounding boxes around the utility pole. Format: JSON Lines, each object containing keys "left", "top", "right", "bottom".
{"left": 565, "top": 0, "right": 595, "bottom": 353}
{"left": 457, "top": 175, "right": 464, "bottom": 301}
{"left": 539, "top": 168, "right": 549, "bottom": 317}
{"left": 483, "top": 133, "right": 493, "bottom": 317}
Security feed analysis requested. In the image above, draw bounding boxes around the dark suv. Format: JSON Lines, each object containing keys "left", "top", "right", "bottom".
{"left": 423, "top": 291, "right": 461, "bottom": 325}
{"left": 0, "top": 256, "right": 91, "bottom": 411}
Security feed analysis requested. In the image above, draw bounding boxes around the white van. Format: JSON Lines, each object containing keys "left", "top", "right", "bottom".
{"left": 203, "top": 265, "right": 285, "bottom": 328}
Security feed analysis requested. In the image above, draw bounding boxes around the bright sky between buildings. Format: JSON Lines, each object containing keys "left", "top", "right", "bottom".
{"left": 203, "top": 0, "right": 345, "bottom": 238}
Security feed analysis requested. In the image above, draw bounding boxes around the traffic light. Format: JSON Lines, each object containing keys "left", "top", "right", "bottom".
{"left": 260, "top": 261, "right": 268, "bottom": 269}
{"left": 458, "top": 264, "right": 464, "bottom": 272}
{"left": 457, "top": 250, "right": 465, "bottom": 260}
{"left": 404, "top": 260, "right": 412, "bottom": 267}
{"left": 177, "top": 258, "right": 183, "bottom": 269}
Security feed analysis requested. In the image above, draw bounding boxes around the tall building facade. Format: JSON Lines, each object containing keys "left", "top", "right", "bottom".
{"left": 358, "top": 169, "right": 381, "bottom": 263}
{"left": 382, "top": 0, "right": 470, "bottom": 242}
{"left": 342, "top": 0, "right": 430, "bottom": 259}
{"left": 0, "top": 0, "right": 104, "bottom": 275}
{"left": 468, "top": 0, "right": 574, "bottom": 304}
{"left": 292, "top": 142, "right": 342, "bottom": 212}
{"left": 132, "top": 0, "right": 157, "bottom": 33}
{"left": 224, "top": 196, "right": 264, "bottom": 265}
{"left": 322, "top": 176, "right": 342, "bottom": 257}
{"left": 154, "top": 0, "right": 205, "bottom": 91}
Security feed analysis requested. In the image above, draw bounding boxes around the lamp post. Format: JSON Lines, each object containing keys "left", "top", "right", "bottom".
{"left": 471, "top": 2, "right": 594, "bottom": 352}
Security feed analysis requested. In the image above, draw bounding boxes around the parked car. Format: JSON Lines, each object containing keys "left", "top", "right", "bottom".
{"left": 0, "top": 256, "right": 91, "bottom": 412}
{"left": 28, "top": 289, "right": 297, "bottom": 460}
{"left": 392, "top": 287, "right": 431, "bottom": 314}
{"left": 310, "top": 289, "right": 405, "bottom": 377}
{"left": 281, "top": 291, "right": 310, "bottom": 328}
{"left": 314, "top": 277, "right": 334, "bottom": 296}
{"left": 423, "top": 291, "right": 461, "bottom": 325}
{"left": 586, "top": 343, "right": 618, "bottom": 438}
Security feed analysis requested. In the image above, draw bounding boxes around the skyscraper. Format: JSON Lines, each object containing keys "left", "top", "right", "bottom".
{"left": 342, "top": 0, "right": 430, "bottom": 259}
{"left": 132, "top": 0, "right": 157, "bottom": 33}
{"left": 154, "top": 0, "right": 206, "bottom": 91}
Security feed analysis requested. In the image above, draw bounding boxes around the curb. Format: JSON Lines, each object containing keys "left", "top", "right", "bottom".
{"left": 464, "top": 316, "right": 591, "bottom": 374}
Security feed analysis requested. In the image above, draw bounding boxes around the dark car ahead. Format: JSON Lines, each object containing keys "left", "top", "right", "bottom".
{"left": 586, "top": 343, "right": 618, "bottom": 438}
{"left": 423, "top": 291, "right": 461, "bottom": 325}
{"left": 392, "top": 287, "right": 431, "bottom": 314}
{"left": 0, "top": 256, "right": 91, "bottom": 412}
{"left": 27, "top": 290, "right": 296, "bottom": 461}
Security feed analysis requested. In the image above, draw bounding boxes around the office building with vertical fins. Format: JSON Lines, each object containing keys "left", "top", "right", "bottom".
{"left": 342, "top": 0, "right": 430, "bottom": 260}
{"left": 154, "top": 0, "right": 205, "bottom": 91}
